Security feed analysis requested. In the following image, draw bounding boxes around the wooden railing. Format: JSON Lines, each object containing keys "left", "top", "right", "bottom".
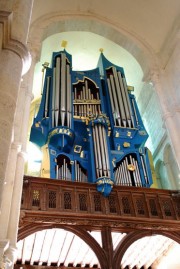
{"left": 20, "top": 176, "right": 180, "bottom": 232}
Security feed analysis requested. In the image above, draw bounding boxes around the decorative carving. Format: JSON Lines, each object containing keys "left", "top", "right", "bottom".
{"left": 18, "top": 176, "right": 180, "bottom": 240}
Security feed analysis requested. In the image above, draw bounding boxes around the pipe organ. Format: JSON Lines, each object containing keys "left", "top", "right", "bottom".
{"left": 30, "top": 49, "right": 153, "bottom": 196}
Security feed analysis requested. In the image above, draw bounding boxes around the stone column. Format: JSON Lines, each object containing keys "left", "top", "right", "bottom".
{"left": 0, "top": 1, "right": 33, "bottom": 267}
{"left": 0, "top": 143, "right": 22, "bottom": 239}
{"left": 0, "top": 49, "right": 23, "bottom": 208}
{"left": 3, "top": 51, "right": 37, "bottom": 268}
{"left": 0, "top": 7, "right": 32, "bottom": 208}
{"left": 150, "top": 69, "right": 180, "bottom": 170}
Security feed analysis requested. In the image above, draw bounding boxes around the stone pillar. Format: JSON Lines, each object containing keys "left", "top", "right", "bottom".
{"left": 7, "top": 151, "right": 27, "bottom": 246}
{"left": 150, "top": 69, "right": 180, "bottom": 171}
{"left": 0, "top": 1, "right": 34, "bottom": 267}
{"left": 0, "top": 6, "right": 32, "bottom": 208}
{"left": 0, "top": 143, "right": 21, "bottom": 239}
{"left": 0, "top": 49, "right": 23, "bottom": 207}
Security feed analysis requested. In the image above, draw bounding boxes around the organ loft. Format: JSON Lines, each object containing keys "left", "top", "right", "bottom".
{"left": 30, "top": 45, "right": 154, "bottom": 196}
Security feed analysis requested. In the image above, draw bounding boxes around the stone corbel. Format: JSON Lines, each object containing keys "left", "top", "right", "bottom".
{"left": 0, "top": 11, "right": 31, "bottom": 75}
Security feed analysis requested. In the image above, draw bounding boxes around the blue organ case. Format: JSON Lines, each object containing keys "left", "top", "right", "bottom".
{"left": 30, "top": 50, "right": 153, "bottom": 196}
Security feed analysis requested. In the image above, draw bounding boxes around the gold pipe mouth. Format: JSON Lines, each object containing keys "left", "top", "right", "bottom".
{"left": 127, "top": 164, "right": 136, "bottom": 171}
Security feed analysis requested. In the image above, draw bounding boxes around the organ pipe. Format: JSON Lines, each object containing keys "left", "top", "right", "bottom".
{"left": 45, "top": 76, "right": 50, "bottom": 118}
{"left": 114, "top": 154, "right": 144, "bottom": 187}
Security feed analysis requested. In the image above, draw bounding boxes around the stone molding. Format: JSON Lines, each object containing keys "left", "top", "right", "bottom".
{"left": 0, "top": 11, "right": 31, "bottom": 75}
{"left": 29, "top": 11, "right": 158, "bottom": 74}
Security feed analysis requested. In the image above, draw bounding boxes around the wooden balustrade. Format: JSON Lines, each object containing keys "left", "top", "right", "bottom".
{"left": 19, "top": 176, "right": 180, "bottom": 235}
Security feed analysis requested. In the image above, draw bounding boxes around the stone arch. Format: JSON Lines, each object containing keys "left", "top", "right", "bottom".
{"left": 29, "top": 12, "right": 159, "bottom": 77}
{"left": 112, "top": 230, "right": 180, "bottom": 269}
{"left": 17, "top": 223, "right": 108, "bottom": 269}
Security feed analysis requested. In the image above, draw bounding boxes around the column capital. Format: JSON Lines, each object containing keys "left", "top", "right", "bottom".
{"left": 0, "top": 11, "right": 31, "bottom": 75}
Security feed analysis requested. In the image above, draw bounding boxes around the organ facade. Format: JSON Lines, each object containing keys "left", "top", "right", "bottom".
{"left": 30, "top": 49, "right": 153, "bottom": 196}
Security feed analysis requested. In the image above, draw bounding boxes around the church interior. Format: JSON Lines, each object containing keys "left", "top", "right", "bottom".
{"left": 0, "top": 1, "right": 180, "bottom": 269}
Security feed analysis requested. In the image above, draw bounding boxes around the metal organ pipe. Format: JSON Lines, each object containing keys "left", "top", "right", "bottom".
{"left": 107, "top": 67, "right": 136, "bottom": 128}
{"left": 117, "top": 71, "right": 131, "bottom": 128}
{"left": 60, "top": 53, "right": 66, "bottom": 126}
{"left": 94, "top": 125, "right": 103, "bottom": 177}
{"left": 92, "top": 124, "right": 110, "bottom": 179}
{"left": 114, "top": 155, "right": 144, "bottom": 187}
{"left": 99, "top": 125, "right": 108, "bottom": 177}
{"left": 112, "top": 67, "right": 126, "bottom": 127}
{"left": 140, "top": 155, "right": 149, "bottom": 185}
{"left": 110, "top": 75, "right": 121, "bottom": 126}
{"left": 135, "top": 160, "right": 142, "bottom": 187}
{"left": 122, "top": 76, "right": 135, "bottom": 128}
{"left": 45, "top": 76, "right": 50, "bottom": 118}
{"left": 52, "top": 68, "right": 56, "bottom": 127}
{"left": 55, "top": 57, "right": 60, "bottom": 127}
{"left": 132, "top": 98, "right": 139, "bottom": 126}
{"left": 56, "top": 158, "right": 72, "bottom": 181}
{"left": 102, "top": 125, "right": 111, "bottom": 177}
{"left": 74, "top": 160, "right": 87, "bottom": 182}
{"left": 66, "top": 64, "right": 71, "bottom": 128}
{"left": 73, "top": 80, "right": 102, "bottom": 119}
{"left": 107, "top": 78, "right": 116, "bottom": 125}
